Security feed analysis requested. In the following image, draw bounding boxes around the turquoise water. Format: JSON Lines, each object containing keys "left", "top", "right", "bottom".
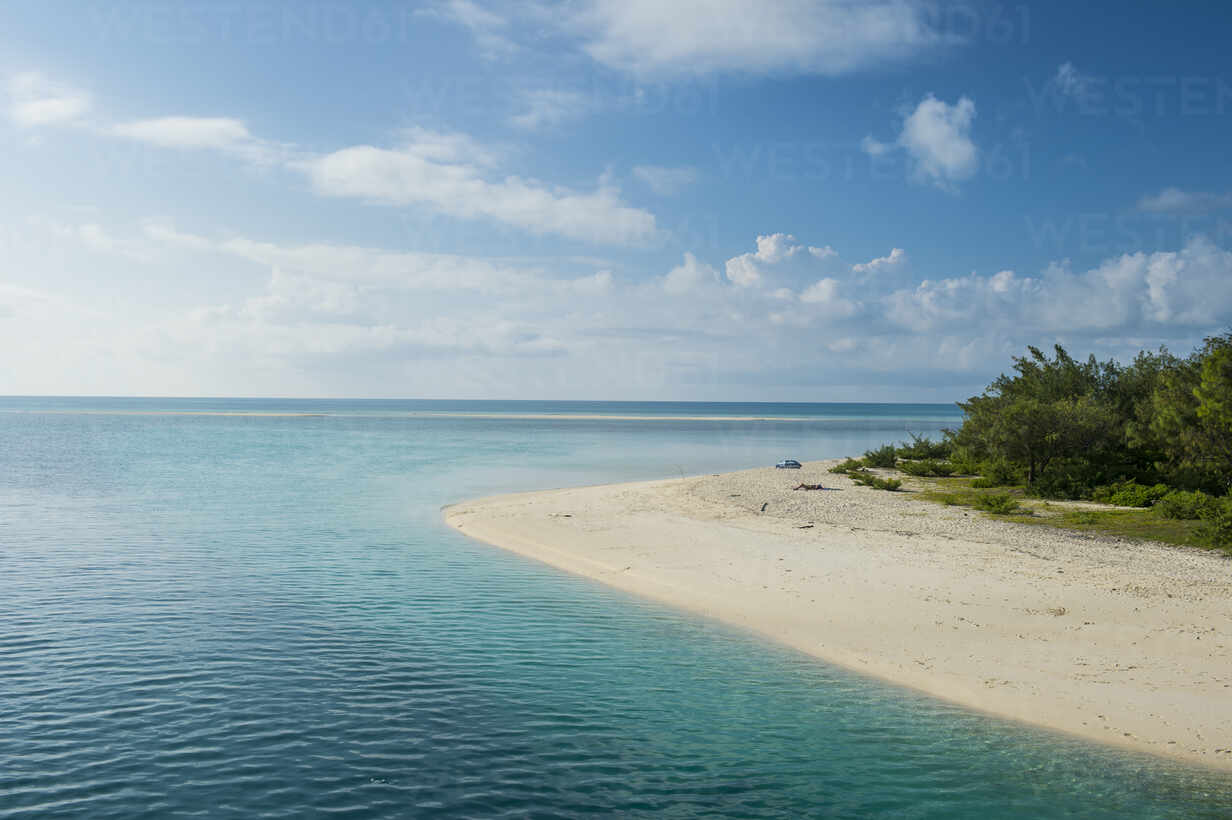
{"left": 1, "top": 398, "right": 1229, "bottom": 818}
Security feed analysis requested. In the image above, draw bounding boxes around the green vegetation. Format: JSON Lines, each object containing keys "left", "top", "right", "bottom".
{"left": 895, "top": 433, "right": 952, "bottom": 460}
{"left": 897, "top": 459, "right": 956, "bottom": 477}
{"left": 913, "top": 477, "right": 1222, "bottom": 551}
{"left": 848, "top": 469, "right": 902, "bottom": 491}
{"left": 950, "top": 336, "right": 1232, "bottom": 497}
{"left": 828, "top": 457, "right": 866, "bottom": 474}
{"left": 1090, "top": 481, "right": 1170, "bottom": 508}
{"left": 827, "top": 333, "right": 1232, "bottom": 551}
{"left": 1155, "top": 489, "right": 1216, "bottom": 520}
{"left": 935, "top": 333, "right": 1232, "bottom": 550}
{"left": 862, "top": 444, "right": 898, "bottom": 469}
{"left": 971, "top": 492, "right": 1022, "bottom": 515}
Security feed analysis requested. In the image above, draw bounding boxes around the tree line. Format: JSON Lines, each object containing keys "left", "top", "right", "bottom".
{"left": 948, "top": 333, "right": 1232, "bottom": 499}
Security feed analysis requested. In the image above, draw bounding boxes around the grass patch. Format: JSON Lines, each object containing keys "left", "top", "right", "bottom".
{"left": 912, "top": 476, "right": 1226, "bottom": 554}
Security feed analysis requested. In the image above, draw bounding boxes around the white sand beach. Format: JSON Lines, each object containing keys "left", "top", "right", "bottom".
{"left": 445, "top": 460, "right": 1232, "bottom": 771}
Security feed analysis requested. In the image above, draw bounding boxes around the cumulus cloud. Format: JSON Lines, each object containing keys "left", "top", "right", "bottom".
{"left": 6, "top": 72, "right": 91, "bottom": 127}
{"left": 724, "top": 232, "right": 806, "bottom": 286}
{"left": 1137, "top": 187, "right": 1232, "bottom": 213}
{"left": 564, "top": 0, "right": 951, "bottom": 77}
{"left": 663, "top": 252, "right": 719, "bottom": 293}
{"left": 852, "top": 247, "right": 907, "bottom": 279}
{"left": 883, "top": 236, "right": 1232, "bottom": 334}
{"left": 798, "top": 277, "right": 856, "bottom": 316}
{"left": 14, "top": 215, "right": 1232, "bottom": 400}
{"left": 863, "top": 94, "right": 979, "bottom": 190}
{"left": 632, "top": 164, "right": 698, "bottom": 195}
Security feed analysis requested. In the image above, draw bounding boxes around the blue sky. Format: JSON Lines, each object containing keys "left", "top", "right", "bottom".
{"left": 2, "top": 0, "right": 1231, "bottom": 400}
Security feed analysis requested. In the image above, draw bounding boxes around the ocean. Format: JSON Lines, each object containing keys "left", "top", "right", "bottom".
{"left": 1, "top": 398, "right": 1229, "bottom": 818}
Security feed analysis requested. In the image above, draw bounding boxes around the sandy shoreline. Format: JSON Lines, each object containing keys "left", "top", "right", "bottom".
{"left": 444, "top": 460, "right": 1232, "bottom": 772}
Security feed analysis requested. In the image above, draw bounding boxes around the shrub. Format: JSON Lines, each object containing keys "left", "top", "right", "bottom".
{"left": 848, "top": 469, "right": 902, "bottom": 491}
{"left": 898, "top": 460, "right": 956, "bottom": 477}
{"left": 896, "top": 433, "right": 952, "bottom": 460}
{"left": 862, "top": 444, "right": 898, "bottom": 469}
{"left": 1155, "top": 489, "right": 1217, "bottom": 520}
{"left": 1198, "top": 498, "right": 1232, "bottom": 550}
{"left": 947, "top": 445, "right": 980, "bottom": 476}
{"left": 1091, "top": 481, "right": 1170, "bottom": 508}
{"left": 972, "top": 493, "right": 1021, "bottom": 515}
{"left": 828, "top": 457, "right": 866, "bottom": 474}
{"left": 975, "top": 459, "right": 1022, "bottom": 487}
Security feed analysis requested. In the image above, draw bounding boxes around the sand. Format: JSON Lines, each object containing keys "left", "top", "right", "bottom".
{"left": 443, "top": 460, "right": 1232, "bottom": 772}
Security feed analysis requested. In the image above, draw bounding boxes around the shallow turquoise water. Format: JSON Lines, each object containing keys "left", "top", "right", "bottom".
{"left": 1, "top": 399, "right": 1229, "bottom": 818}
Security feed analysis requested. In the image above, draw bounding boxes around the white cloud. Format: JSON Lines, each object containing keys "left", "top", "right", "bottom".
{"left": 863, "top": 94, "right": 979, "bottom": 190}
{"left": 883, "top": 236, "right": 1232, "bottom": 333}
{"left": 8, "top": 216, "right": 1232, "bottom": 399}
{"left": 632, "top": 164, "right": 698, "bottom": 195}
{"left": 567, "top": 0, "right": 951, "bottom": 77}
{"left": 298, "top": 132, "right": 659, "bottom": 245}
{"left": 6, "top": 72, "right": 91, "bottom": 127}
{"left": 109, "top": 116, "right": 286, "bottom": 164}
{"left": 799, "top": 277, "right": 857, "bottom": 317}
{"left": 724, "top": 232, "right": 806, "bottom": 286}
{"left": 510, "top": 89, "right": 590, "bottom": 130}
{"left": 111, "top": 116, "right": 250, "bottom": 149}
{"left": 852, "top": 247, "right": 907, "bottom": 279}
{"left": 1137, "top": 187, "right": 1232, "bottom": 213}
{"left": 663, "top": 252, "right": 719, "bottom": 293}
{"left": 898, "top": 95, "right": 978, "bottom": 188}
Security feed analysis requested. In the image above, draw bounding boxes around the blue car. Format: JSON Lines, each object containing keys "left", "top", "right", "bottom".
{"left": 775, "top": 459, "right": 802, "bottom": 469}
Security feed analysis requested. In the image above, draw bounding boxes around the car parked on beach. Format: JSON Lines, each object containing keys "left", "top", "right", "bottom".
{"left": 775, "top": 459, "right": 802, "bottom": 469}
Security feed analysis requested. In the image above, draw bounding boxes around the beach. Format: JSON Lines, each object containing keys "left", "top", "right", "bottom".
{"left": 445, "top": 459, "right": 1232, "bottom": 771}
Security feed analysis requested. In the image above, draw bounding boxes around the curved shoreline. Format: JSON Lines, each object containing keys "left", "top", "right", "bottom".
{"left": 444, "top": 460, "right": 1232, "bottom": 773}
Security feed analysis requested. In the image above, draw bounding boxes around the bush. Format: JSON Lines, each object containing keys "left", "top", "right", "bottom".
{"left": 1155, "top": 489, "right": 1217, "bottom": 520}
{"left": 1091, "top": 481, "right": 1170, "bottom": 508}
{"left": 976, "top": 459, "right": 1022, "bottom": 487}
{"left": 828, "top": 457, "right": 866, "bottom": 474}
{"left": 898, "top": 460, "right": 956, "bottom": 477}
{"left": 1198, "top": 498, "right": 1232, "bottom": 550}
{"left": 947, "top": 445, "right": 980, "bottom": 476}
{"left": 896, "top": 433, "right": 952, "bottom": 460}
{"left": 848, "top": 469, "right": 902, "bottom": 491}
{"left": 862, "top": 444, "right": 898, "bottom": 468}
{"left": 972, "top": 493, "right": 1021, "bottom": 515}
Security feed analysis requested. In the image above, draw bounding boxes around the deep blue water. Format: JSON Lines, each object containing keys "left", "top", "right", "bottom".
{"left": 1, "top": 398, "right": 1229, "bottom": 818}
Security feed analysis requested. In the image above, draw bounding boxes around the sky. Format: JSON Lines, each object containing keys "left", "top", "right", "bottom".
{"left": 2, "top": 0, "right": 1231, "bottom": 401}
